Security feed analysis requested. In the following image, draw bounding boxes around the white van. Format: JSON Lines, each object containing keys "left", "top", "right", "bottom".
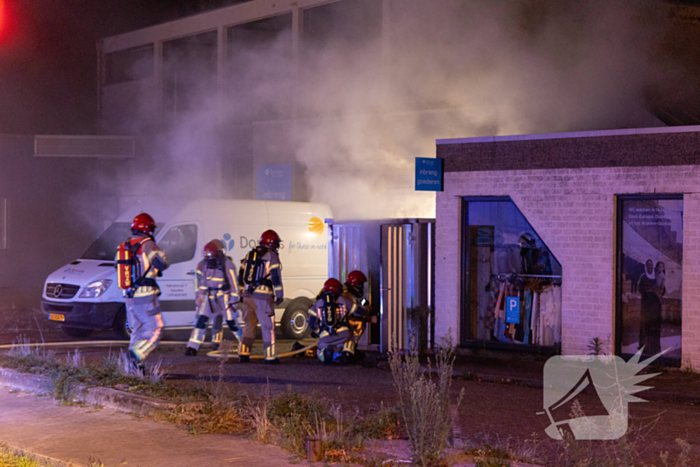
{"left": 42, "top": 199, "right": 332, "bottom": 340}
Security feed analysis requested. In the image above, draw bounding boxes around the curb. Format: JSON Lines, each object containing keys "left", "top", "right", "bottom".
{"left": 0, "top": 367, "right": 53, "bottom": 395}
{"left": 0, "top": 367, "right": 177, "bottom": 416}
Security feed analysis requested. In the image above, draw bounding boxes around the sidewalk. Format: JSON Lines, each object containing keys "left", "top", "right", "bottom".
{"left": 451, "top": 354, "right": 700, "bottom": 403}
{"left": 0, "top": 389, "right": 309, "bottom": 467}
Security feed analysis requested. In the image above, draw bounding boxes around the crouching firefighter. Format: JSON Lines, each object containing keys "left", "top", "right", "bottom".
{"left": 343, "top": 270, "right": 372, "bottom": 360}
{"left": 308, "top": 278, "right": 367, "bottom": 365}
{"left": 185, "top": 240, "right": 241, "bottom": 356}
{"left": 238, "top": 229, "right": 284, "bottom": 364}
{"left": 116, "top": 213, "right": 169, "bottom": 371}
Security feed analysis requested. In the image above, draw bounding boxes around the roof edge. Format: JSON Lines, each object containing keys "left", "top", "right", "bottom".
{"left": 436, "top": 125, "right": 700, "bottom": 145}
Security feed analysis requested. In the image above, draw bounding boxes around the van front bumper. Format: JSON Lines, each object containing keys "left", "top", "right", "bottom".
{"left": 42, "top": 300, "right": 123, "bottom": 330}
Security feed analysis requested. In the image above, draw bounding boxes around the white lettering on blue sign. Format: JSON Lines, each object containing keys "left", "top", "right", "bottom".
{"left": 415, "top": 157, "right": 443, "bottom": 192}
{"left": 506, "top": 296, "right": 520, "bottom": 324}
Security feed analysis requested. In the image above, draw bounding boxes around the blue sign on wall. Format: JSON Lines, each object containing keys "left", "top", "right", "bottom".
{"left": 506, "top": 296, "right": 520, "bottom": 324}
{"left": 415, "top": 157, "right": 443, "bottom": 191}
{"left": 257, "top": 164, "right": 292, "bottom": 201}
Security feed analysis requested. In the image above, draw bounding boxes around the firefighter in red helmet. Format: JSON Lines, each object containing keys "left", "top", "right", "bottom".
{"left": 115, "top": 213, "right": 169, "bottom": 372}
{"left": 238, "top": 229, "right": 284, "bottom": 363}
{"left": 342, "top": 270, "right": 372, "bottom": 362}
{"left": 308, "top": 278, "right": 367, "bottom": 365}
{"left": 185, "top": 239, "right": 241, "bottom": 356}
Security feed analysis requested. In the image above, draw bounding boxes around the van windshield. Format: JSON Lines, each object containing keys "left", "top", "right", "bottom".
{"left": 81, "top": 222, "right": 132, "bottom": 260}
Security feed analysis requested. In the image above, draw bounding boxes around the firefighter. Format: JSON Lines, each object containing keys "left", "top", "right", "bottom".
{"left": 342, "top": 270, "right": 372, "bottom": 361}
{"left": 238, "top": 229, "right": 284, "bottom": 364}
{"left": 118, "top": 213, "right": 169, "bottom": 371}
{"left": 308, "top": 278, "right": 366, "bottom": 365}
{"left": 185, "top": 239, "right": 241, "bottom": 356}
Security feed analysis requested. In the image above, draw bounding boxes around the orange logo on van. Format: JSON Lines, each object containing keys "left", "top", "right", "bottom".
{"left": 308, "top": 217, "right": 324, "bottom": 236}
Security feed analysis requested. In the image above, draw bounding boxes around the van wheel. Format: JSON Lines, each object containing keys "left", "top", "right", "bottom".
{"left": 61, "top": 326, "right": 94, "bottom": 338}
{"left": 113, "top": 307, "right": 132, "bottom": 340}
{"left": 281, "top": 298, "right": 312, "bottom": 339}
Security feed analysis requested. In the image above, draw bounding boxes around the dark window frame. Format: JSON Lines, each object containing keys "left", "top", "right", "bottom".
{"left": 615, "top": 193, "right": 683, "bottom": 366}
{"left": 104, "top": 45, "right": 155, "bottom": 86}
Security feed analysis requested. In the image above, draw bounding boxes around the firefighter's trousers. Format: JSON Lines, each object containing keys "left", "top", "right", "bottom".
{"left": 240, "top": 294, "right": 276, "bottom": 361}
{"left": 317, "top": 327, "right": 353, "bottom": 363}
{"left": 187, "top": 294, "right": 241, "bottom": 351}
{"left": 126, "top": 296, "right": 164, "bottom": 363}
{"left": 346, "top": 317, "right": 367, "bottom": 355}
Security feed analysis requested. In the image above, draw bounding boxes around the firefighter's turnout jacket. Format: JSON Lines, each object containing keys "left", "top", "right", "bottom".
{"left": 187, "top": 256, "right": 241, "bottom": 350}
{"left": 195, "top": 257, "right": 239, "bottom": 306}
{"left": 122, "top": 233, "right": 169, "bottom": 303}
{"left": 237, "top": 246, "right": 283, "bottom": 360}
{"left": 342, "top": 288, "right": 371, "bottom": 354}
{"left": 309, "top": 293, "right": 367, "bottom": 361}
{"left": 115, "top": 233, "right": 169, "bottom": 364}
{"left": 239, "top": 246, "right": 283, "bottom": 303}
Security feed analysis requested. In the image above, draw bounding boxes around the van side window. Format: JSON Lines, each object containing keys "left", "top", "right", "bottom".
{"left": 159, "top": 224, "right": 197, "bottom": 264}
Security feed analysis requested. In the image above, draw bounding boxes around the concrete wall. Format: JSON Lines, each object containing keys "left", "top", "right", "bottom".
{"left": 435, "top": 163, "right": 700, "bottom": 370}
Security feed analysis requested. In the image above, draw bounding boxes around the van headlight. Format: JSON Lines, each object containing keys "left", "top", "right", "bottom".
{"left": 79, "top": 279, "right": 113, "bottom": 298}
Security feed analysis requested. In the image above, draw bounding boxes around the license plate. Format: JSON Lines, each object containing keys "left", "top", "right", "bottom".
{"left": 48, "top": 313, "right": 65, "bottom": 322}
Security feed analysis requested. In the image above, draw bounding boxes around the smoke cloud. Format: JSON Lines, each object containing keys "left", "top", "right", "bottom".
{"left": 105, "top": 0, "right": 677, "bottom": 222}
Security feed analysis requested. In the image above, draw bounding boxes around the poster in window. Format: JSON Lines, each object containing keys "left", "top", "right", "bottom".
{"left": 619, "top": 198, "right": 682, "bottom": 361}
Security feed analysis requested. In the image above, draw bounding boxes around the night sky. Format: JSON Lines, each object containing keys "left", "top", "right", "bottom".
{"left": 2, "top": 1, "right": 700, "bottom": 135}
{"left": 0, "top": 0, "right": 241, "bottom": 134}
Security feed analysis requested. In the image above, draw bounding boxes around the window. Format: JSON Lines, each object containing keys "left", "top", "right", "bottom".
{"left": 461, "top": 198, "right": 562, "bottom": 347}
{"left": 104, "top": 45, "right": 154, "bottom": 85}
{"left": 227, "top": 14, "right": 293, "bottom": 122}
{"left": 159, "top": 224, "right": 198, "bottom": 265}
{"left": 163, "top": 32, "right": 218, "bottom": 122}
{"left": 300, "top": 0, "right": 383, "bottom": 116}
{"left": 616, "top": 196, "right": 683, "bottom": 363}
{"left": 81, "top": 222, "right": 133, "bottom": 260}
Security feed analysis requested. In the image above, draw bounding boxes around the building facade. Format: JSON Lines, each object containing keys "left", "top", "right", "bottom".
{"left": 435, "top": 126, "right": 700, "bottom": 369}
{"left": 0, "top": 135, "right": 132, "bottom": 305}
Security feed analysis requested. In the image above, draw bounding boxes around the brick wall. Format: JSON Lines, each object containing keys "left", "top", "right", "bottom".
{"left": 435, "top": 164, "right": 700, "bottom": 369}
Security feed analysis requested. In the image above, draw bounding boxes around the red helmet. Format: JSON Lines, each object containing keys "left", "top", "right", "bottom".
{"left": 346, "top": 270, "right": 367, "bottom": 286}
{"left": 131, "top": 213, "right": 156, "bottom": 235}
{"left": 203, "top": 239, "right": 226, "bottom": 258}
{"left": 260, "top": 229, "right": 281, "bottom": 250}
{"left": 323, "top": 278, "right": 343, "bottom": 293}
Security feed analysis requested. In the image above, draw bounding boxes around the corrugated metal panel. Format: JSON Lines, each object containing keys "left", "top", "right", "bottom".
{"left": 34, "top": 135, "right": 135, "bottom": 158}
{"left": 381, "top": 223, "right": 413, "bottom": 353}
{"left": 328, "top": 223, "right": 368, "bottom": 283}
{"left": 328, "top": 219, "right": 434, "bottom": 354}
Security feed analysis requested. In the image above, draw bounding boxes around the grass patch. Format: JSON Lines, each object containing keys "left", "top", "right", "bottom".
{"left": 266, "top": 386, "right": 333, "bottom": 455}
{"left": 390, "top": 338, "right": 464, "bottom": 467}
{"left": 161, "top": 398, "right": 249, "bottom": 435}
{"left": 0, "top": 446, "right": 39, "bottom": 467}
{"left": 0, "top": 340, "right": 206, "bottom": 403}
{"left": 242, "top": 386, "right": 404, "bottom": 462}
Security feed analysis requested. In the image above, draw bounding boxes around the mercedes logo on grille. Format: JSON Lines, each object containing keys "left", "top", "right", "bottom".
{"left": 53, "top": 285, "right": 63, "bottom": 298}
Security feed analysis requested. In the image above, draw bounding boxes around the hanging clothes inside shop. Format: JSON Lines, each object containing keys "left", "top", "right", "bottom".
{"left": 488, "top": 273, "right": 562, "bottom": 346}
{"left": 465, "top": 203, "right": 563, "bottom": 347}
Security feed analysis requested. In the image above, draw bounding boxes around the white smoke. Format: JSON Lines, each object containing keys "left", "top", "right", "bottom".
{"left": 104, "top": 0, "right": 671, "bottom": 221}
